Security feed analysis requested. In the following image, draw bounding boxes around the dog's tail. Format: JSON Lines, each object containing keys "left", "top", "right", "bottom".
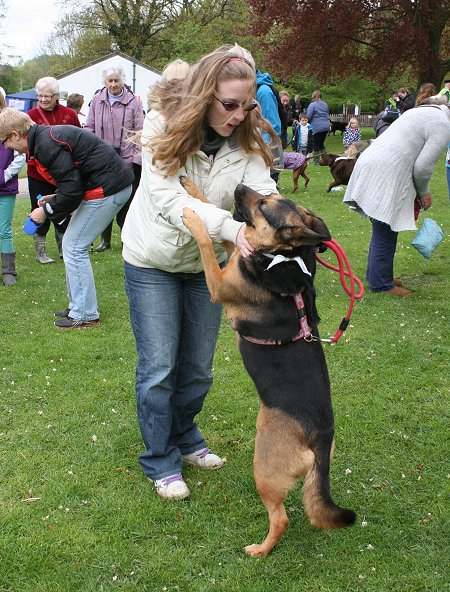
{"left": 303, "top": 448, "right": 356, "bottom": 530}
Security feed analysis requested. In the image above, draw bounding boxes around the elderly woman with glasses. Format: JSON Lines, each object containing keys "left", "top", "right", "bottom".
{"left": 122, "top": 45, "right": 278, "bottom": 500}
{"left": 85, "top": 66, "right": 144, "bottom": 252}
{"left": 27, "top": 77, "right": 81, "bottom": 264}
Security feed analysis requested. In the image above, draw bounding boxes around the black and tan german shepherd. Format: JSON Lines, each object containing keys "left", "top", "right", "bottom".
{"left": 182, "top": 183, "right": 355, "bottom": 557}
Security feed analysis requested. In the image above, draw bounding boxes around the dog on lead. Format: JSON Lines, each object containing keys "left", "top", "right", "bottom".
{"left": 319, "top": 152, "right": 357, "bottom": 193}
{"left": 343, "top": 140, "right": 372, "bottom": 159}
{"left": 328, "top": 120, "right": 346, "bottom": 135}
{"left": 182, "top": 184, "right": 355, "bottom": 557}
{"left": 282, "top": 152, "right": 310, "bottom": 192}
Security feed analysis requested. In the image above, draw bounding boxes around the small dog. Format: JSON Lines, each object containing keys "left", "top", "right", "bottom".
{"left": 319, "top": 153, "right": 357, "bottom": 192}
{"left": 328, "top": 120, "right": 346, "bottom": 135}
{"left": 182, "top": 184, "right": 356, "bottom": 557}
{"left": 343, "top": 140, "right": 372, "bottom": 159}
{"left": 282, "top": 152, "right": 310, "bottom": 192}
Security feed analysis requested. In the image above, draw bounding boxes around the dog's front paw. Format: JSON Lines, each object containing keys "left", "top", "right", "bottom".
{"left": 180, "top": 175, "right": 200, "bottom": 197}
{"left": 182, "top": 208, "right": 210, "bottom": 242}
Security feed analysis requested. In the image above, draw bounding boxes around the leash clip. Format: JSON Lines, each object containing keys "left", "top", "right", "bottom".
{"left": 304, "top": 334, "right": 320, "bottom": 343}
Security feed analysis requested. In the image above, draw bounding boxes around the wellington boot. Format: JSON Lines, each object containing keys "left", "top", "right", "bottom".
{"left": 54, "top": 227, "right": 65, "bottom": 259}
{"left": 386, "top": 286, "right": 412, "bottom": 297}
{"left": 93, "top": 222, "right": 113, "bottom": 253}
{"left": 2, "top": 252, "right": 17, "bottom": 286}
{"left": 33, "top": 234, "right": 55, "bottom": 264}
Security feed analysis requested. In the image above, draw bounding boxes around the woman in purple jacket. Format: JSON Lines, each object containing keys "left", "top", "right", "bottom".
{"left": 0, "top": 95, "right": 26, "bottom": 285}
{"left": 85, "top": 65, "right": 144, "bottom": 251}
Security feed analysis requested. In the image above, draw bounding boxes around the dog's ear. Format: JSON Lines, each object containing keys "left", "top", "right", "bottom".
{"left": 276, "top": 223, "right": 330, "bottom": 245}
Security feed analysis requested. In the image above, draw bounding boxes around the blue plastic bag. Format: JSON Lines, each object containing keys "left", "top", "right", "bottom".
{"left": 411, "top": 218, "right": 444, "bottom": 259}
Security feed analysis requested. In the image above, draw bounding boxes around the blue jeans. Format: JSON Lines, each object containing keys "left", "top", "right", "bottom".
{"left": 63, "top": 185, "right": 132, "bottom": 320}
{"left": 0, "top": 195, "right": 16, "bottom": 253}
{"left": 124, "top": 262, "right": 223, "bottom": 480}
{"left": 446, "top": 166, "right": 450, "bottom": 202}
{"left": 366, "top": 218, "right": 398, "bottom": 292}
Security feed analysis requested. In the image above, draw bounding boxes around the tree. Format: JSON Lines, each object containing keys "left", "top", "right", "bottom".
{"left": 157, "top": 0, "right": 259, "bottom": 68}
{"left": 247, "top": 0, "right": 450, "bottom": 89}
{"left": 48, "top": 0, "right": 254, "bottom": 71}
{"left": 46, "top": 9, "right": 114, "bottom": 70}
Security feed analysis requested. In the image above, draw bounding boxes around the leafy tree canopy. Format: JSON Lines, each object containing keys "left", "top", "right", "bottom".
{"left": 247, "top": 0, "right": 450, "bottom": 89}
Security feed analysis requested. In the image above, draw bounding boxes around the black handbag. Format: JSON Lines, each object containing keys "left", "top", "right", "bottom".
{"left": 381, "top": 108, "right": 400, "bottom": 123}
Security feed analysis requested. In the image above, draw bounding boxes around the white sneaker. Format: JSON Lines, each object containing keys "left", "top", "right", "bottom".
{"left": 183, "top": 447, "right": 225, "bottom": 470}
{"left": 154, "top": 474, "right": 190, "bottom": 500}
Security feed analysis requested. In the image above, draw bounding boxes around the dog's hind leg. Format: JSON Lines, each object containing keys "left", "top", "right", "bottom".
{"left": 292, "top": 168, "right": 301, "bottom": 193}
{"left": 244, "top": 474, "right": 289, "bottom": 557}
{"left": 244, "top": 406, "right": 313, "bottom": 557}
{"left": 327, "top": 180, "right": 340, "bottom": 193}
{"left": 300, "top": 164, "right": 310, "bottom": 188}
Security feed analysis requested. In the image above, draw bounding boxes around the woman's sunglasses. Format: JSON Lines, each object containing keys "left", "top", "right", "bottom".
{"left": 213, "top": 96, "right": 258, "bottom": 112}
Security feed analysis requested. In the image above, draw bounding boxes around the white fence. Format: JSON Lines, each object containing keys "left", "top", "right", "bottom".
{"left": 330, "top": 113, "right": 376, "bottom": 127}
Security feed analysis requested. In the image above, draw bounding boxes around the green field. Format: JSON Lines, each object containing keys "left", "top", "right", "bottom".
{"left": 1, "top": 130, "right": 448, "bottom": 591}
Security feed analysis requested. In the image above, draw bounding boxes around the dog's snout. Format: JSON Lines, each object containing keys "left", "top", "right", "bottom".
{"left": 313, "top": 217, "right": 332, "bottom": 241}
{"left": 234, "top": 184, "right": 248, "bottom": 199}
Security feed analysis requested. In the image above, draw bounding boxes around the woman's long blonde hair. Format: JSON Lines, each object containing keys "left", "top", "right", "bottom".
{"left": 415, "top": 83, "right": 436, "bottom": 106}
{"left": 147, "top": 46, "right": 277, "bottom": 176}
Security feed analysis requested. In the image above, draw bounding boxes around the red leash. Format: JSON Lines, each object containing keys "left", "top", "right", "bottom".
{"left": 315, "top": 239, "right": 364, "bottom": 344}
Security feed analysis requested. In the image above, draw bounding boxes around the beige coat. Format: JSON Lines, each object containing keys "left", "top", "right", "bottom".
{"left": 122, "top": 110, "right": 277, "bottom": 272}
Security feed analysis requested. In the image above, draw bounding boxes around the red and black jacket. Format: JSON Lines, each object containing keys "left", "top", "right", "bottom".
{"left": 27, "top": 124, "right": 134, "bottom": 222}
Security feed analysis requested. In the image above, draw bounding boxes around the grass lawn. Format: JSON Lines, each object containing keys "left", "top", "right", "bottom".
{"left": 1, "top": 129, "right": 448, "bottom": 591}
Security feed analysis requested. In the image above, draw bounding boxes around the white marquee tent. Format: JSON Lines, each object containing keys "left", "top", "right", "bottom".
{"left": 56, "top": 51, "right": 161, "bottom": 124}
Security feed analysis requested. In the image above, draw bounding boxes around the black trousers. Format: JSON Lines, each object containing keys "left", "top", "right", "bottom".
{"left": 312, "top": 131, "right": 328, "bottom": 153}
{"left": 28, "top": 177, "right": 69, "bottom": 237}
{"left": 116, "top": 163, "right": 142, "bottom": 229}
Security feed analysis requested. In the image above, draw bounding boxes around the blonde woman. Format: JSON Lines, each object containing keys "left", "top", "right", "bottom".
{"left": 122, "top": 45, "right": 278, "bottom": 500}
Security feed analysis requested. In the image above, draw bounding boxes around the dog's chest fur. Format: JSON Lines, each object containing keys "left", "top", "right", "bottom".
{"left": 231, "top": 248, "right": 320, "bottom": 341}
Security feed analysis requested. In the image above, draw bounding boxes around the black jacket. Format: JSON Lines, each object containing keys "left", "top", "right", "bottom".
{"left": 28, "top": 125, "right": 134, "bottom": 222}
{"left": 398, "top": 93, "right": 415, "bottom": 114}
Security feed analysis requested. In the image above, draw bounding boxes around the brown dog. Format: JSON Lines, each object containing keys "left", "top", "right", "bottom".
{"left": 182, "top": 184, "right": 355, "bottom": 557}
{"left": 319, "top": 153, "right": 356, "bottom": 192}
{"left": 282, "top": 152, "right": 310, "bottom": 192}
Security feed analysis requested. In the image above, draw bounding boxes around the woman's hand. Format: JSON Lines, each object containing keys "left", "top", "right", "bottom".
{"left": 236, "top": 224, "right": 254, "bottom": 258}
{"left": 37, "top": 194, "right": 55, "bottom": 206}
{"left": 30, "top": 207, "right": 47, "bottom": 224}
{"left": 419, "top": 192, "right": 432, "bottom": 210}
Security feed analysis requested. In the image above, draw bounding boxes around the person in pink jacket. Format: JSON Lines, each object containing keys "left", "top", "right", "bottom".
{"left": 85, "top": 65, "right": 144, "bottom": 251}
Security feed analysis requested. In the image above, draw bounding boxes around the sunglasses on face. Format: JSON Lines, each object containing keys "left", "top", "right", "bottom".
{"left": 213, "top": 96, "right": 258, "bottom": 112}
{"left": 0, "top": 135, "right": 11, "bottom": 146}
{"left": 38, "top": 94, "right": 57, "bottom": 100}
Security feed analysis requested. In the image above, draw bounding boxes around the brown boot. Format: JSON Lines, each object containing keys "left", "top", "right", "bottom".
{"left": 386, "top": 286, "right": 412, "bottom": 296}
{"left": 394, "top": 277, "right": 403, "bottom": 287}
